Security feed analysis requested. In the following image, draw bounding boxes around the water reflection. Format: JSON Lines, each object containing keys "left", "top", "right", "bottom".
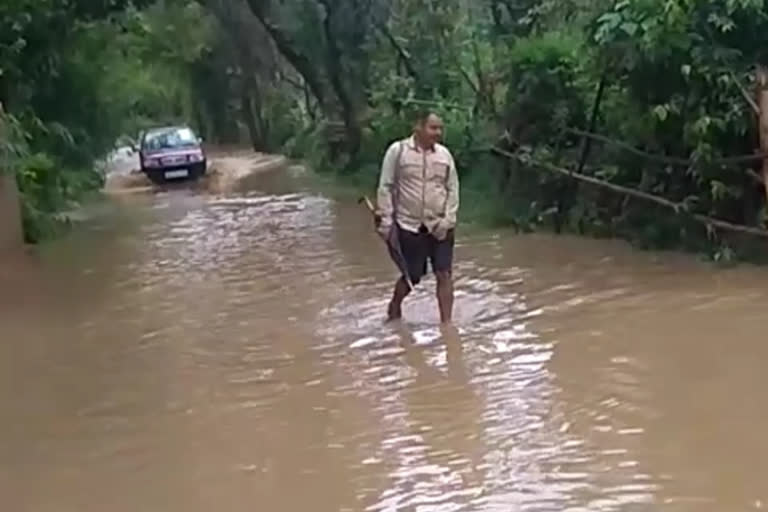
{"left": 368, "top": 327, "right": 485, "bottom": 511}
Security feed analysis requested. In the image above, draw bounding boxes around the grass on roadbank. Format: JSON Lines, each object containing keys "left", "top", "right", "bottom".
{"left": 306, "top": 164, "right": 516, "bottom": 236}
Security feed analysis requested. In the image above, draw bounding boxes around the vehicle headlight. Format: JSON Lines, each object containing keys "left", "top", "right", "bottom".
{"left": 188, "top": 153, "right": 204, "bottom": 162}
{"left": 145, "top": 158, "right": 161, "bottom": 167}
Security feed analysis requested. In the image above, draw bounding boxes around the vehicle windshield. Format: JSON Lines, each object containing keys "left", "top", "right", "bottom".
{"left": 143, "top": 127, "right": 198, "bottom": 151}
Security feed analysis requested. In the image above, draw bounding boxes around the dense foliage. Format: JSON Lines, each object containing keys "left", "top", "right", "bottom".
{"left": 3, "top": 0, "right": 768, "bottom": 259}
{"left": 0, "top": 0, "right": 209, "bottom": 241}
{"left": 216, "top": 0, "right": 768, "bottom": 260}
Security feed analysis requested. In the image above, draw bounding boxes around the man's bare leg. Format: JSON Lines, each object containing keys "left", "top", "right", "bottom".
{"left": 387, "top": 276, "right": 411, "bottom": 321}
{"left": 436, "top": 270, "right": 454, "bottom": 324}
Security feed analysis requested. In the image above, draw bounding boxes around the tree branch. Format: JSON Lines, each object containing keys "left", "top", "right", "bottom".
{"left": 377, "top": 23, "right": 420, "bottom": 82}
{"left": 729, "top": 69, "right": 760, "bottom": 116}
{"left": 576, "top": 72, "right": 607, "bottom": 174}
{"left": 458, "top": 66, "right": 480, "bottom": 95}
{"left": 278, "top": 73, "right": 305, "bottom": 92}
{"left": 401, "top": 98, "right": 471, "bottom": 111}
{"left": 567, "top": 128, "right": 766, "bottom": 183}
{"left": 246, "top": 0, "right": 327, "bottom": 108}
{"left": 491, "top": 146, "right": 768, "bottom": 239}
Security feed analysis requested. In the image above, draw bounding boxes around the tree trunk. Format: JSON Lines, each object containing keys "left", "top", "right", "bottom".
{"left": 0, "top": 172, "right": 23, "bottom": 252}
{"left": 0, "top": 102, "right": 23, "bottom": 250}
{"left": 246, "top": 0, "right": 328, "bottom": 110}
{"left": 251, "top": 81, "right": 269, "bottom": 148}
{"left": 757, "top": 65, "right": 768, "bottom": 205}
{"left": 489, "top": 0, "right": 505, "bottom": 33}
{"left": 241, "top": 86, "right": 262, "bottom": 152}
{"left": 319, "top": 1, "right": 362, "bottom": 166}
{"left": 577, "top": 71, "right": 608, "bottom": 173}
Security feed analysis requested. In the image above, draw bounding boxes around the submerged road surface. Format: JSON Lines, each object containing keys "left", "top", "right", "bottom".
{"left": 3, "top": 157, "right": 768, "bottom": 511}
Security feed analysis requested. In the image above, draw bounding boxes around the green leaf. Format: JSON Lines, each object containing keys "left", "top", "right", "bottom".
{"left": 597, "top": 12, "right": 622, "bottom": 30}
{"left": 620, "top": 22, "right": 639, "bottom": 36}
{"left": 710, "top": 180, "right": 727, "bottom": 200}
{"left": 693, "top": 116, "right": 712, "bottom": 134}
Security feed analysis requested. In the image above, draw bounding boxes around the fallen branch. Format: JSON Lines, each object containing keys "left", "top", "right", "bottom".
{"left": 401, "top": 98, "right": 472, "bottom": 111}
{"left": 567, "top": 128, "right": 766, "bottom": 170}
{"left": 491, "top": 146, "right": 768, "bottom": 239}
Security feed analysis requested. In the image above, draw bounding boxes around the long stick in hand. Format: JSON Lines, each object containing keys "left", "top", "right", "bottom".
{"left": 358, "top": 196, "right": 414, "bottom": 290}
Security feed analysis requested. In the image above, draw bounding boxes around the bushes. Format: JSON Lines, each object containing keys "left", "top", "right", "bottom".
{"left": 260, "top": 0, "right": 768, "bottom": 259}
{"left": 1, "top": 0, "right": 214, "bottom": 242}
{"left": 5, "top": 0, "right": 768, "bottom": 259}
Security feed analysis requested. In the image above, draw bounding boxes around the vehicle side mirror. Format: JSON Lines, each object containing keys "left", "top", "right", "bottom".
{"left": 197, "top": 137, "right": 204, "bottom": 144}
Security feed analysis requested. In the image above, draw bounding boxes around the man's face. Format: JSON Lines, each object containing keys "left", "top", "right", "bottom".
{"left": 418, "top": 114, "right": 444, "bottom": 147}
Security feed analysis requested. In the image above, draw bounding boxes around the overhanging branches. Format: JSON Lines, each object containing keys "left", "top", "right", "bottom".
{"left": 491, "top": 146, "right": 768, "bottom": 239}
{"left": 567, "top": 128, "right": 765, "bottom": 185}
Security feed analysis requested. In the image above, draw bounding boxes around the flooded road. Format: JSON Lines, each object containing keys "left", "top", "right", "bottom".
{"left": 3, "top": 160, "right": 768, "bottom": 511}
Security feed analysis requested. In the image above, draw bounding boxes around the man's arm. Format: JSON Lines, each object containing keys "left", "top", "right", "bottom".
{"left": 444, "top": 153, "right": 460, "bottom": 228}
{"left": 376, "top": 142, "right": 399, "bottom": 229}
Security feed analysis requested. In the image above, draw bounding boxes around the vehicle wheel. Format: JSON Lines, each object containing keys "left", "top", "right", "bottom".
{"left": 190, "top": 162, "right": 206, "bottom": 180}
{"left": 144, "top": 169, "right": 166, "bottom": 185}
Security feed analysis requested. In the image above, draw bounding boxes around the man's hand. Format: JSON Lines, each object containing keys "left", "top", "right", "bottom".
{"left": 377, "top": 220, "right": 392, "bottom": 240}
{"left": 432, "top": 219, "right": 453, "bottom": 241}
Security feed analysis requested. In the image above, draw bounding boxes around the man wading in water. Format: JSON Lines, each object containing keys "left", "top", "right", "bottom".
{"left": 376, "top": 112, "right": 459, "bottom": 324}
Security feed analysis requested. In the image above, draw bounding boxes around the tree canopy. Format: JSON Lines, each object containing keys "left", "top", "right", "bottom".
{"left": 3, "top": 0, "right": 768, "bottom": 259}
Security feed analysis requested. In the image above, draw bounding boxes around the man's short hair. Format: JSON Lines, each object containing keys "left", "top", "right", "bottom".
{"left": 414, "top": 109, "right": 440, "bottom": 125}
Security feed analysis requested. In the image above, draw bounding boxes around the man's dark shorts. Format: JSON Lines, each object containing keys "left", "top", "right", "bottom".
{"left": 397, "top": 224, "right": 454, "bottom": 285}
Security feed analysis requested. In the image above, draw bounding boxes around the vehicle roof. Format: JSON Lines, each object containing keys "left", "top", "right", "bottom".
{"left": 143, "top": 125, "right": 194, "bottom": 136}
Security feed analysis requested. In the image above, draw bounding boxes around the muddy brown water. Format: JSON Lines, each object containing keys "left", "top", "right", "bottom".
{"left": 3, "top": 159, "right": 768, "bottom": 511}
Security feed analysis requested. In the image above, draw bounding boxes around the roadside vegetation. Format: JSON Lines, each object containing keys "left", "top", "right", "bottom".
{"left": 1, "top": 0, "right": 209, "bottom": 241}
{"left": 4, "top": 0, "right": 768, "bottom": 261}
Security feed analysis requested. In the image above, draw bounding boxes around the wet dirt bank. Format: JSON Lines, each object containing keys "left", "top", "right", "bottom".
{"left": 0, "top": 173, "right": 23, "bottom": 253}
